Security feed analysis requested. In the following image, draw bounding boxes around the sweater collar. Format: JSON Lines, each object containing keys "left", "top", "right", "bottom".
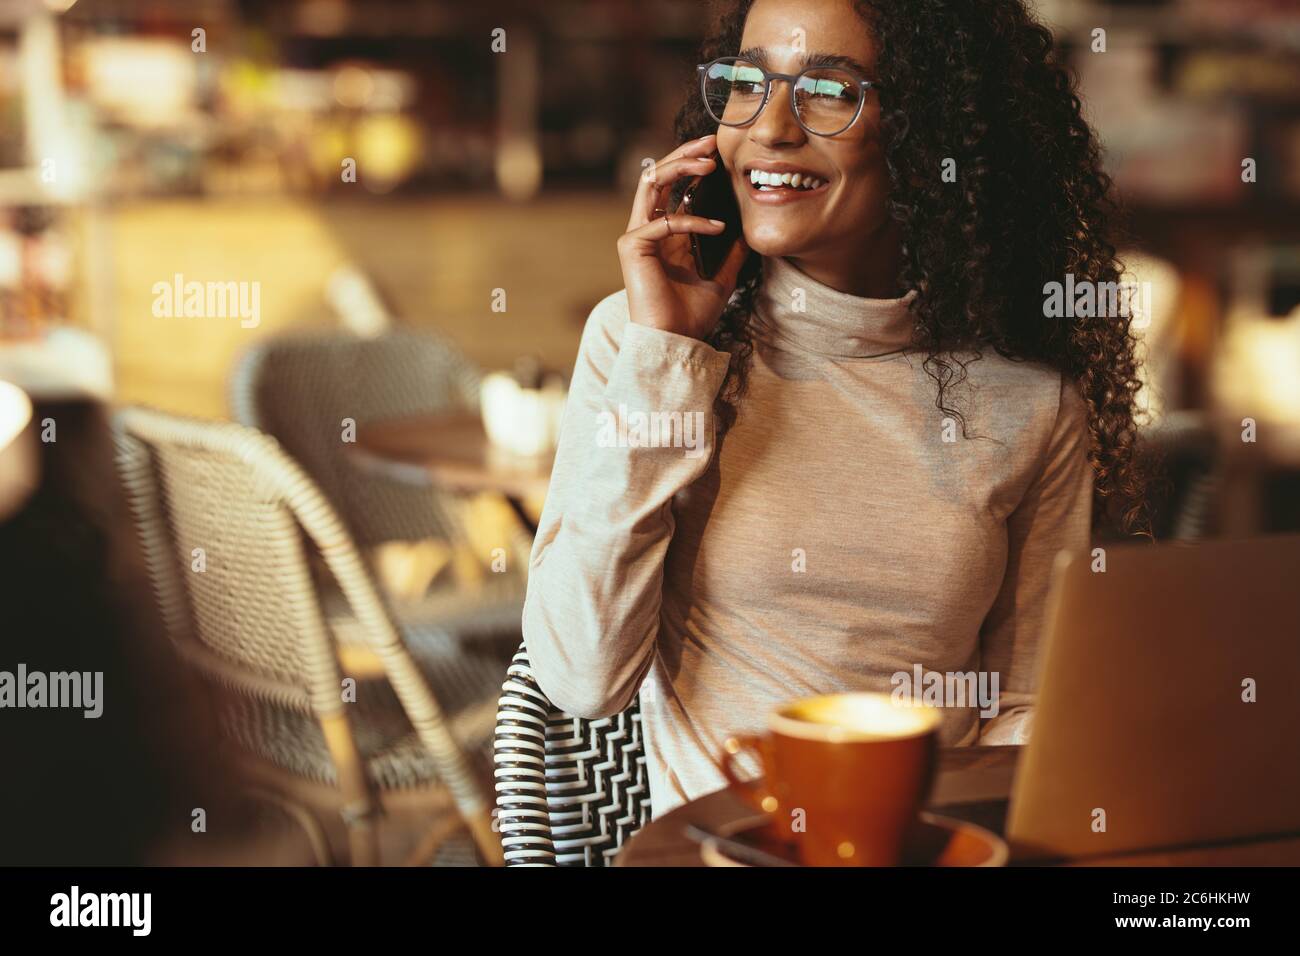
{"left": 751, "top": 255, "right": 918, "bottom": 359}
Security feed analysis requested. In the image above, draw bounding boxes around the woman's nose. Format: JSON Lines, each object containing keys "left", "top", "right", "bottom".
{"left": 748, "top": 79, "right": 807, "bottom": 147}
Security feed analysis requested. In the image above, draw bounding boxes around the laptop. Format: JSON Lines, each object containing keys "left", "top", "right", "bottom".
{"left": 996, "top": 533, "right": 1300, "bottom": 861}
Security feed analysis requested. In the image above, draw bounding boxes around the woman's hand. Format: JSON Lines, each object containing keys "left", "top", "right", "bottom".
{"left": 618, "top": 134, "right": 750, "bottom": 341}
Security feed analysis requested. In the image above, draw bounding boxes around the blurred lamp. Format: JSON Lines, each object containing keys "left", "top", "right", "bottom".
{"left": 81, "top": 39, "right": 197, "bottom": 129}
{"left": 0, "top": 381, "right": 38, "bottom": 523}
{"left": 1213, "top": 308, "right": 1300, "bottom": 426}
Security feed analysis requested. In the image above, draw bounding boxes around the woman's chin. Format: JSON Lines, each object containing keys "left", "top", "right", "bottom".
{"left": 741, "top": 226, "right": 806, "bottom": 260}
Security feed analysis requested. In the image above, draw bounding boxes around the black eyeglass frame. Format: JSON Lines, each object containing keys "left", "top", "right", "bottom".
{"left": 696, "top": 56, "right": 881, "bottom": 138}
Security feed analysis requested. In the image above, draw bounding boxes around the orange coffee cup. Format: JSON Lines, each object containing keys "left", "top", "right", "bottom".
{"left": 720, "top": 692, "right": 943, "bottom": 866}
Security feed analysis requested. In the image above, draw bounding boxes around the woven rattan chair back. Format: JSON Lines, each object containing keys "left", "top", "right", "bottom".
{"left": 112, "top": 406, "right": 501, "bottom": 863}
{"left": 113, "top": 408, "right": 336, "bottom": 703}
{"left": 229, "top": 329, "right": 480, "bottom": 547}
{"left": 494, "top": 644, "right": 652, "bottom": 866}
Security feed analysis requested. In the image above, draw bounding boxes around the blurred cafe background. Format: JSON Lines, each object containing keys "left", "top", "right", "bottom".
{"left": 1, "top": 0, "right": 1299, "bottom": 866}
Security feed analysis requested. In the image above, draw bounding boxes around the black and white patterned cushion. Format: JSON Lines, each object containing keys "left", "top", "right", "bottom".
{"left": 493, "top": 645, "right": 652, "bottom": 866}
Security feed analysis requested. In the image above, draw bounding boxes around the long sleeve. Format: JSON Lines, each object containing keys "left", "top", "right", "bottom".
{"left": 522, "top": 290, "right": 731, "bottom": 718}
{"left": 977, "top": 372, "right": 1093, "bottom": 744}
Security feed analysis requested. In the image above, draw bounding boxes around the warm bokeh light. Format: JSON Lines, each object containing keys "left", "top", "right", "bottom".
{"left": 0, "top": 380, "right": 31, "bottom": 451}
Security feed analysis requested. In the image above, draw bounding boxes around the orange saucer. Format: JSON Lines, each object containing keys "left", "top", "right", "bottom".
{"left": 700, "top": 811, "right": 1009, "bottom": 867}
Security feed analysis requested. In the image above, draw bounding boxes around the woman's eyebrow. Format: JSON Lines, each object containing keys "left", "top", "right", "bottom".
{"left": 737, "top": 45, "right": 872, "bottom": 76}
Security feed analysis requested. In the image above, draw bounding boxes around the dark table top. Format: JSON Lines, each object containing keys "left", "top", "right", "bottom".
{"left": 617, "top": 745, "right": 1300, "bottom": 866}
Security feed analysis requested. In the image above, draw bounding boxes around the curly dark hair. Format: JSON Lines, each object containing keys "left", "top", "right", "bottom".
{"left": 671, "top": 0, "right": 1154, "bottom": 536}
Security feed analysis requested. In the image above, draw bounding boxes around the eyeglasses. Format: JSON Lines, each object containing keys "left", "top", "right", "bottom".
{"left": 697, "top": 56, "right": 880, "bottom": 138}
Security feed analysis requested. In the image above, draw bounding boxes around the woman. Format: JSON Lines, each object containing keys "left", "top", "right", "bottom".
{"left": 523, "top": 0, "right": 1149, "bottom": 818}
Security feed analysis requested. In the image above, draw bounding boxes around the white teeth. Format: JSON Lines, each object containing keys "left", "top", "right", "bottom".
{"left": 749, "top": 169, "right": 823, "bottom": 190}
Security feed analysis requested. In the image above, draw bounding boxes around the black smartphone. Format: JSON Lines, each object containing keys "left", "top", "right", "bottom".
{"left": 681, "top": 152, "right": 742, "bottom": 280}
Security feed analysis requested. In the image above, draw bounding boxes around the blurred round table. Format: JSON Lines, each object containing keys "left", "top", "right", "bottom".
{"left": 618, "top": 744, "right": 1300, "bottom": 866}
{"left": 349, "top": 410, "right": 552, "bottom": 533}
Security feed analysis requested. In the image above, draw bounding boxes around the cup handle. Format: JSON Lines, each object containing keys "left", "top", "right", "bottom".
{"left": 720, "top": 734, "right": 778, "bottom": 816}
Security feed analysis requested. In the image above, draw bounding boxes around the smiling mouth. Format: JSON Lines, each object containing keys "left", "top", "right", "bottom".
{"left": 745, "top": 168, "right": 829, "bottom": 193}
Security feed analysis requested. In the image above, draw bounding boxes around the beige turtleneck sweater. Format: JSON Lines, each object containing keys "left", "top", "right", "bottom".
{"left": 523, "top": 254, "right": 1093, "bottom": 818}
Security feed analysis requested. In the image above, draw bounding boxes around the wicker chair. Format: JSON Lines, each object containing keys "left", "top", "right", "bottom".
{"left": 229, "top": 328, "right": 528, "bottom": 658}
{"left": 112, "top": 406, "right": 503, "bottom": 866}
{"left": 230, "top": 327, "right": 481, "bottom": 546}
{"left": 493, "top": 643, "right": 652, "bottom": 866}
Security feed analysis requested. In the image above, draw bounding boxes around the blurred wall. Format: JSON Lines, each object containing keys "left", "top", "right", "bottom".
{"left": 109, "top": 194, "right": 626, "bottom": 418}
